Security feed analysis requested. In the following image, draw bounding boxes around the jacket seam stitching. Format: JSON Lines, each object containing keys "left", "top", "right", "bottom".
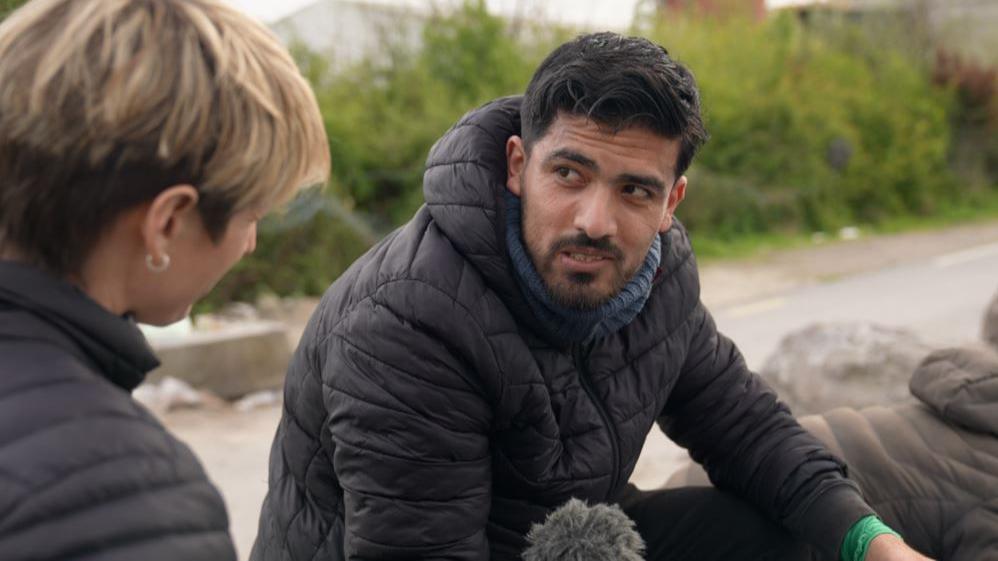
{"left": 349, "top": 526, "right": 486, "bottom": 553}
{"left": 326, "top": 377, "right": 488, "bottom": 440}
{"left": 0, "top": 411, "right": 168, "bottom": 459}
{"left": 62, "top": 526, "right": 231, "bottom": 559}
{"left": 280, "top": 444, "right": 327, "bottom": 557}
{"left": 326, "top": 333, "right": 484, "bottom": 406}
{"left": 425, "top": 159, "right": 491, "bottom": 172}
{"left": 316, "top": 278, "right": 505, "bottom": 403}
{"left": 330, "top": 419, "right": 488, "bottom": 464}
{"left": 6, "top": 475, "right": 209, "bottom": 535}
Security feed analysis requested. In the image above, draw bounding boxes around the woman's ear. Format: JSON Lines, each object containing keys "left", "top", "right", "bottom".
{"left": 506, "top": 135, "right": 526, "bottom": 196}
{"left": 140, "top": 185, "right": 200, "bottom": 260}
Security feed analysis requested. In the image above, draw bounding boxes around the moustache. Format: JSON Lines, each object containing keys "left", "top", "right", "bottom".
{"left": 548, "top": 233, "right": 624, "bottom": 261}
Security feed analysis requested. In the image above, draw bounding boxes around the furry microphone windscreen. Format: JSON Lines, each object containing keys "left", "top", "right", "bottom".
{"left": 522, "top": 498, "right": 646, "bottom": 561}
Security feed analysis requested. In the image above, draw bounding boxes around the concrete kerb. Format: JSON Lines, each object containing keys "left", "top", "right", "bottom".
{"left": 145, "top": 321, "right": 291, "bottom": 400}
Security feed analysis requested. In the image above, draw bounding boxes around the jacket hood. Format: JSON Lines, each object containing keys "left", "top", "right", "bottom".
{"left": 421, "top": 96, "right": 695, "bottom": 346}
{"left": 0, "top": 260, "right": 159, "bottom": 390}
{"left": 910, "top": 345, "right": 998, "bottom": 436}
{"left": 422, "top": 96, "right": 532, "bottom": 328}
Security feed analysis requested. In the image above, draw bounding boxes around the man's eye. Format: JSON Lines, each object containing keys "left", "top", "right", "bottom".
{"left": 555, "top": 167, "right": 576, "bottom": 180}
{"left": 623, "top": 185, "right": 651, "bottom": 199}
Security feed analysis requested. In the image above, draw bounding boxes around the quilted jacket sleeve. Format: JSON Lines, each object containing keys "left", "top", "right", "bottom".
{"left": 321, "top": 279, "right": 497, "bottom": 560}
{"left": 659, "top": 303, "right": 873, "bottom": 560}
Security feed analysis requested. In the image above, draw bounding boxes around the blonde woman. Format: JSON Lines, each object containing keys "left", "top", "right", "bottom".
{"left": 0, "top": 1, "right": 329, "bottom": 560}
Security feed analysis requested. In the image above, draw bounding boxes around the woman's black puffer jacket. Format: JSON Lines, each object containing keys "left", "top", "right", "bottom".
{"left": 0, "top": 261, "right": 236, "bottom": 561}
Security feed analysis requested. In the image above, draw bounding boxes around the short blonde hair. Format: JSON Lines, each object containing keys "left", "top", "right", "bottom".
{"left": 0, "top": 0, "right": 330, "bottom": 274}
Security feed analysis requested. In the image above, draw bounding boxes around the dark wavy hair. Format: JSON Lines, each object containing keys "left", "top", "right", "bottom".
{"left": 521, "top": 32, "right": 708, "bottom": 178}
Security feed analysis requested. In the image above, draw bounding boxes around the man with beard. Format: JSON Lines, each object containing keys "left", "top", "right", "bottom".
{"left": 253, "top": 32, "right": 930, "bottom": 561}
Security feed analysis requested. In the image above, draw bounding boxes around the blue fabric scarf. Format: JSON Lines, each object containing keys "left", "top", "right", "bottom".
{"left": 504, "top": 190, "right": 661, "bottom": 345}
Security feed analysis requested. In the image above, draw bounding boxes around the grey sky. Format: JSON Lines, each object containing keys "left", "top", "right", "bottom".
{"left": 224, "top": 0, "right": 810, "bottom": 26}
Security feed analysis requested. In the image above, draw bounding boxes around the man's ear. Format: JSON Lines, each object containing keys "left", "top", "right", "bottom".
{"left": 660, "top": 175, "right": 687, "bottom": 233}
{"left": 140, "top": 185, "right": 200, "bottom": 259}
{"left": 506, "top": 135, "right": 526, "bottom": 196}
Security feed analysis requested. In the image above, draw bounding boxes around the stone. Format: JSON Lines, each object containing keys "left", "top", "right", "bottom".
{"left": 983, "top": 291, "right": 998, "bottom": 349}
{"left": 147, "top": 321, "right": 291, "bottom": 400}
{"left": 759, "top": 322, "right": 933, "bottom": 415}
{"left": 838, "top": 226, "right": 861, "bottom": 241}
{"left": 235, "top": 389, "right": 282, "bottom": 412}
{"left": 216, "top": 301, "right": 259, "bottom": 322}
{"left": 134, "top": 376, "right": 206, "bottom": 415}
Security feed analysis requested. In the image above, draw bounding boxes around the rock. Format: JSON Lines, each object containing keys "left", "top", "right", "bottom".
{"left": 759, "top": 322, "right": 933, "bottom": 415}
{"left": 838, "top": 226, "right": 861, "bottom": 241}
{"left": 235, "top": 389, "right": 282, "bottom": 412}
{"left": 255, "top": 295, "right": 320, "bottom": 347}
{"left": 138, "top": 317, "right": 194, "bottom": 341}
{"left": 983, "top": 291, "right": 998, "bottom": 349}
{"left": 134, "top": 376, "right": 205, "bottom": 415}
{"left": 215, "top": 301, "right": 259, "bottom": 322}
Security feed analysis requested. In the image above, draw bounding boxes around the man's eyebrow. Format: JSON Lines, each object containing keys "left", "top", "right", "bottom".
{"left": 616, "top": 173, "right": 668, "bottom": 194}
{"left": 545, "top": 148, "right": 599, "bottom": 171}
{"left": 545, "top": 148, "right": 670, "bottom": 193}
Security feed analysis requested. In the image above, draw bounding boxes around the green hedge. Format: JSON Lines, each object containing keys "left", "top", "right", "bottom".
{"left": 204, "top": 5, "right": 982, "bottom": 308}
{"left": 2, "top": 0, "right": 981, "bottom": 309}
{"left": 649, "top": 12, "right": 960, "bottom": 238}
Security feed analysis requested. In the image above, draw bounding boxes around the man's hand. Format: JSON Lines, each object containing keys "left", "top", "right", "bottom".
{"left": 865, "top": 534, "right": 933, "bottom": 561}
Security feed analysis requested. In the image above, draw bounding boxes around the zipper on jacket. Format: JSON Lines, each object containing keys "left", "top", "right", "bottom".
{"left": 571, "top": 342, "right": 621, "bottom": 500}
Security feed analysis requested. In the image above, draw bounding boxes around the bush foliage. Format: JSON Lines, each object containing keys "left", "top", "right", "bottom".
{"left": 205, "top": 2, "right": 987, "bottom": 308}
{"left": 3, "top": 0, "right": 989, "bottom": 309}
{"left": 650, "top": 12, "right": 961, "bottom": 238}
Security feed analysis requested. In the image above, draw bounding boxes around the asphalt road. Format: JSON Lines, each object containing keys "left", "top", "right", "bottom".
{"left": 712, "top": 240, "right": 998, "bottom": 370}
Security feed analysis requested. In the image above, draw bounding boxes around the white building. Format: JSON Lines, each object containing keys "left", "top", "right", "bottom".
{"left": 269, "top": 0, "right": 648, "bottom": 67}
{"left": 269, "top": 0, "right": 998, "bottom": 68}
{"left": 271, "top": 0, "right": 427, "bottom": 68}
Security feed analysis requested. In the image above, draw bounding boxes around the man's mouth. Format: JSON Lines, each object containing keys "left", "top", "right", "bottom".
{"left": 558, "top": 247, "right": 615, "bottom": 270}
{"left": 566, "top": 252, "right": 607, "bottom": 263}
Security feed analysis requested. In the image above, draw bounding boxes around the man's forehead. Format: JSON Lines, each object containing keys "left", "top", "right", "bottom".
{"left": 536, "top": 114, "right": 680, "bottom": 179}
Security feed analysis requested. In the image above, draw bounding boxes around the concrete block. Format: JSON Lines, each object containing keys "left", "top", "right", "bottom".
{"left": 147, "top": 321, "right": 291, "bottom": 400}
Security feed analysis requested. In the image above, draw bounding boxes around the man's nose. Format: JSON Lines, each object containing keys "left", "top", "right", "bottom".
{"left": 573, "top": 187, "right": 617, "bottom": 240}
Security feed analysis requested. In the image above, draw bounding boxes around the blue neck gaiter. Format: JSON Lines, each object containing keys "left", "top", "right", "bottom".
{"left": 504, "top": 190, "right": 661, "bottom": 345}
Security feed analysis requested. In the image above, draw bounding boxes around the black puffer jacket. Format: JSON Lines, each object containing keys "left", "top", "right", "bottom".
{"left": 253, "top": 97, "right": 873, "bottom": 561}
{"left": 0, "top": 261, "right": 236, "bottom": 561}
{"left": 669, "top": 345, "right": 998, "bottom": 560}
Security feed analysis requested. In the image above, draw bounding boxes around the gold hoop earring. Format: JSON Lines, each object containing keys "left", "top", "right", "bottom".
{"left": 145, "top": 253, "right": 171, "bottom": 273}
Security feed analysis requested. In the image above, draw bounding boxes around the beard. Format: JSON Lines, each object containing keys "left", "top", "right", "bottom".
{"left": 519, "top": 181, "right": 640, "bottom": 311}
{"left": 535, "top": 233, "right": 634, "bottom": 311}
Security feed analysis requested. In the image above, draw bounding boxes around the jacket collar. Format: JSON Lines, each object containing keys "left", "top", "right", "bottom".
{"left": 0, "top": 260, "right": 159, "bottom": 390}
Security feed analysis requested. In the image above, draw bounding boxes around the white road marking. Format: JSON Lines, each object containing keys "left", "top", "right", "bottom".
{"left": 932, "top": 241, "right": 998, "bottom": 269}
{"left": 723, "top": 297, "right": 787, "bottom": 318}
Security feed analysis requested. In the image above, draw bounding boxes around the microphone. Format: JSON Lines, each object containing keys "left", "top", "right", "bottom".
{"left": 522, "top": 498, "right": 646, "bottom": 561}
